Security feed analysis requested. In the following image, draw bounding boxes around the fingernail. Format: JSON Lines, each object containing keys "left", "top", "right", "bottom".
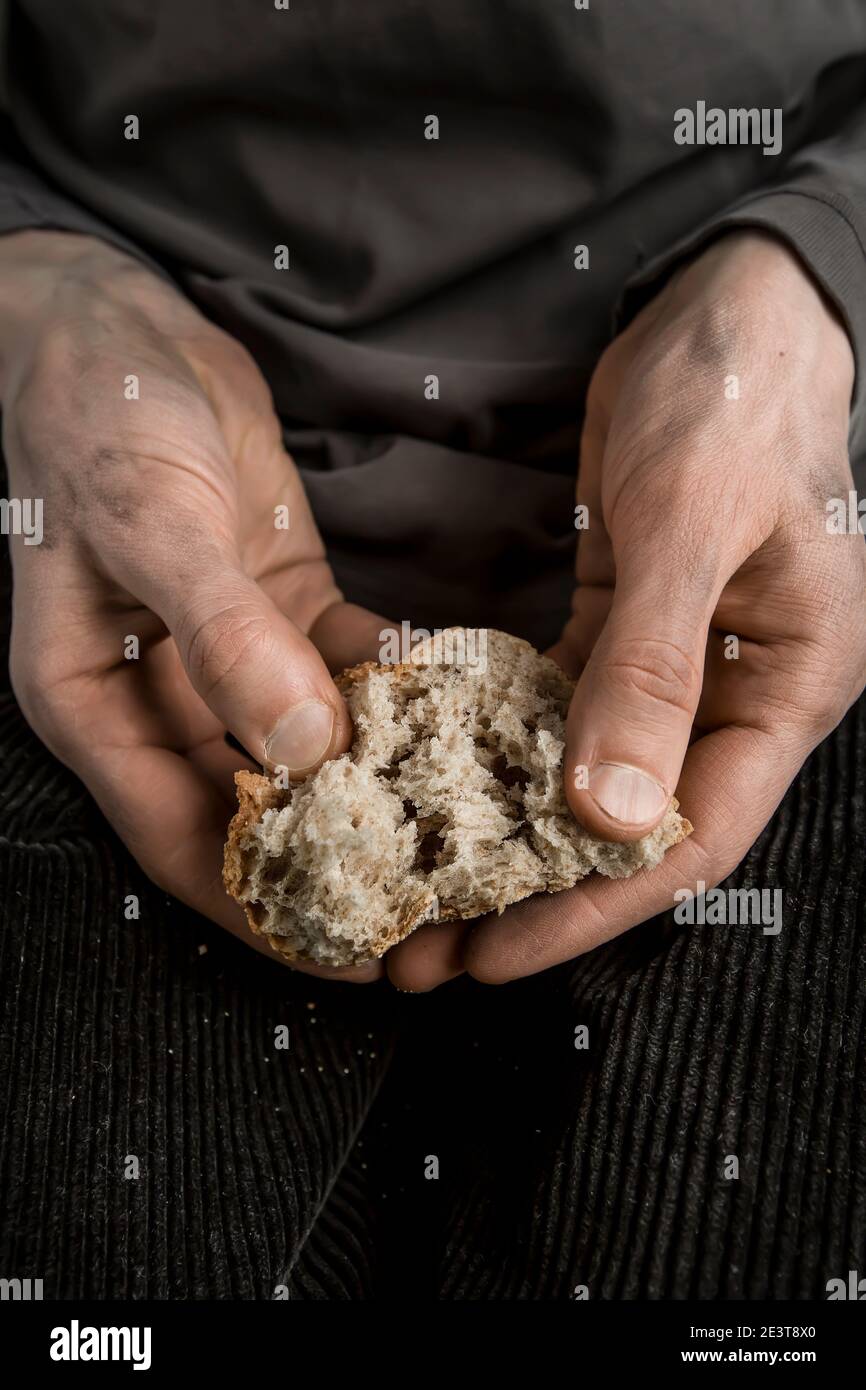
{"left": 265, "top": 701, "right": 335, "bottom": 773}
{"left": 588, "top": 761, "right": 668, "bottom": 825}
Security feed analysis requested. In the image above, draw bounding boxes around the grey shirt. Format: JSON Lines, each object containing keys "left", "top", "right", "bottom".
{"left": 2, "top": 1, "right": 865, "bottom": 645}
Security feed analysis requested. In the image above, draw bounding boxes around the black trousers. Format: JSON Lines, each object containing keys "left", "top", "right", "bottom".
{"left": 1, "top": 538, "right": 864, "bottom": 1302}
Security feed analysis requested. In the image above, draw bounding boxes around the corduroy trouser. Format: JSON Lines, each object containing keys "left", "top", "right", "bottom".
{"left": 1, "top": 535, "right": 864, "bottom": 1301}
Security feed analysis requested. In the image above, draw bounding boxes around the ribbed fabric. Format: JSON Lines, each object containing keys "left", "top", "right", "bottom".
{"left": 1, "top": 525, "right": 864, "bottom": 1299}
{"left": 425, "top": 711, "right": 866, "bottom": 1299}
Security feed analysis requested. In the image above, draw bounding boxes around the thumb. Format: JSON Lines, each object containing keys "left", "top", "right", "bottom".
{"left": 152, "top": 556, "right": 351, "bottom": 775}
{"left": 564, "top": 560, "right": 712, "bottom": 841}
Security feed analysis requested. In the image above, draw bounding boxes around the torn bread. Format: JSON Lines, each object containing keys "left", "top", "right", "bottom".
{"left": 223, "top": 628, "right": 691, "bottom": 967}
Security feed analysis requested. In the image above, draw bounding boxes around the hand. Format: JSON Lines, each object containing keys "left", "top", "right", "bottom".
{"left": 0, "top": 231, "right": 386, "bottom": 980}
{"left": 389, "top": 230, "right": 866, "bottom": 988}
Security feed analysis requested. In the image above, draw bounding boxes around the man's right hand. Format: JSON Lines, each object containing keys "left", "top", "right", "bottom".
{"left": 0, "top": 230, "right": 385, "bottom": 980}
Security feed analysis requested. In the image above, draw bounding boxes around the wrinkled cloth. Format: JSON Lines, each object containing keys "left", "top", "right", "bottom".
{"left": 2, "top": 2, "right": 866, "bottom": 633}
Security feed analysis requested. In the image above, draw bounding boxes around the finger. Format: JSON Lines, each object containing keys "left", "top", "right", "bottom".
{"left": 285, "top": 957, "right": 384, "bottom": 983}
{"left": 125, "top": 542, "right": 352, "bottom": 777}
{"left": 307, "top": 601, "right": 394, "bottom": 674}
{"left": 465, "top": 720, "right": 801, "bottom": 983}
{"left": 385, "top": 919, "right": 471, "bottom": 991}
{"left": 189, "top": 731, "right": 259, "bottom": 804}
{"left": 693, "top": 629, "right": 792, "bottom": 734}
{"left": 547, "top": 583, "right": 612, "bottom": 678}
{"left": 564, "top": 537, "right": 726, "bottom": 842}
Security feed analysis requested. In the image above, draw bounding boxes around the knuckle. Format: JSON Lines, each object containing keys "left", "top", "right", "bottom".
{"left": 805, "top": 667, "right": 859, "bottom": 735}
{"left": 182, "top": 603, "right": 273, "bottom": 698}
{"left": 10, "top": 656, "right": 72, "bottom": 751}
{"left": 773, "top": 650, "right": 859, "bottom": 739}
{"left": 199, "top": 329, "right": 276, "bottom": 414}
{"left": 744, "top": 632, "right": 860, "bottom": 742}
{"left": 791, "top": 688, "right": 848, "bottom": 740}
{"left": 603, "top": 636, "right": 701, "bottom": 716}
{"left": 792, "top": 591, "right": 866, "bottom": 734}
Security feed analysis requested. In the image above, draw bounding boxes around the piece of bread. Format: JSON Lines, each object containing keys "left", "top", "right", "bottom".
{"left": 223, "top": 628, "right": 691, "bottom": 967}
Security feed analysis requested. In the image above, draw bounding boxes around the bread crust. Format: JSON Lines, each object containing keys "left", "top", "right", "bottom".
{"left": 222, "top": 769, "right": 286, "bottom": 932}
{"left": 222, "top": 629, "right": 692, "bottom": 967}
